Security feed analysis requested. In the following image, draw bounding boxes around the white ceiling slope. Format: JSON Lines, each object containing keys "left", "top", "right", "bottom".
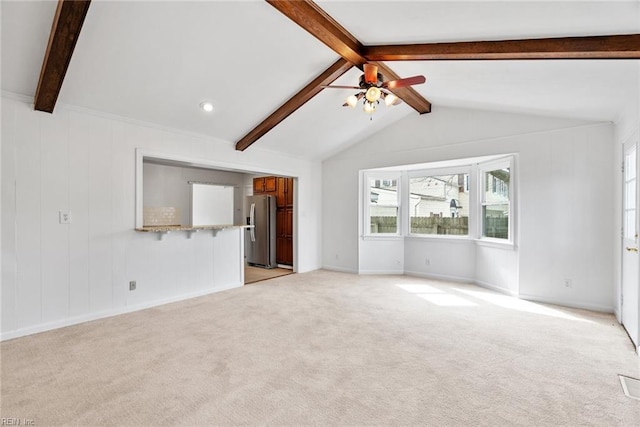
{"left": 2, "top": 1, "right": 639, "bottom": 161}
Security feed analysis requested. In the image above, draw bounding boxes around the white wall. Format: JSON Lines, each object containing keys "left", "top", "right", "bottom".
{"left": 359, "top": 238, "right": 404, "bottom": 275}
{"left": 517, "top": 123, "right": 614, "bottom": 311}
{"left": 475, "top": 244, "right": 518, "bottom": 296}
{"left": 612, "top": 59, "right": 640, "bottom": 339}
{"left": 323, "top": 106, "right": 615, "bottom": 311}
{"left": 1, "top": 96, "right": 322, "bottom": 339}
{"left": 405, "top": 237, "right": 476, "bottom": 283}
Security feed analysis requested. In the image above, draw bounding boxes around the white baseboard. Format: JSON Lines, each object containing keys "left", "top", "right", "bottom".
{"left": 322, "top": 265, "right": 358, "bottom": 274}
{"left": 0, "top": 282, "right": 242, "bottom": 342}
{"left": 614, "top": 308, "right": 622, "bottom": 323}
{"left": 359, "top": 269, "right": 404, "bottom": 275}
{"left": 518, "top": 293, "right": 614, "bottom": 313}
{"left": 404, "top": 270, "right": 473, "bottom": 284}
{"left": 474, "top": 279, "right": 519, "bottom": 297}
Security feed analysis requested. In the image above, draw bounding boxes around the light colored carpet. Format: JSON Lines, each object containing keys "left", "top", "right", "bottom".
{"left": 245, "top": 266, "right": 294, "bottom": 284}
{"left": 1, "top": 270, "right": 639, "bottom": 426}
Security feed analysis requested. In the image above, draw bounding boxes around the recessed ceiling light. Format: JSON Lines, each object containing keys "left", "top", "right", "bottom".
{"left": 200, "top": 101, "right": 214, "bottom": 113}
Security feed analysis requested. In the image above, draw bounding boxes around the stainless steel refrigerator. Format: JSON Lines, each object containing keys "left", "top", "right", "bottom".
{"left": 246, "top": 195, "right": 276, "bottom": 268}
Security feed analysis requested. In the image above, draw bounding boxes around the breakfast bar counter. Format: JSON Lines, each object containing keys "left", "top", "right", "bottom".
{"left": 135, "top": 224, "right": 252, "bottom": 240}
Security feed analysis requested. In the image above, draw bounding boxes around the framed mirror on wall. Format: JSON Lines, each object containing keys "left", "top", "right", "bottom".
{"left": 190, "top": 182, "right": 234, "bottom": 226}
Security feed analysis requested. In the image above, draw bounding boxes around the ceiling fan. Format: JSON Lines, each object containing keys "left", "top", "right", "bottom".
{"left": 323, "top": 64, "right": 426, "bottom": 115}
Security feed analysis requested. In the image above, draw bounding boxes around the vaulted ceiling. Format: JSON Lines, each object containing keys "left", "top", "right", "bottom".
{"left": 2, "top": 1, "right": 639, "bottom": 160}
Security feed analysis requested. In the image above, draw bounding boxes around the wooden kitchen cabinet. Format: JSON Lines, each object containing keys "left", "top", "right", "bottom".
{"left": 253, "top": 177, "right": 265, "bottom": 193}
{"left": 253, "top": 176, "right": 294, "bottom": 266}
{"left": 275, "top": 177, "right": 288, "bottom": 207}
{"left": 254, "top": 176, "right": 278, "bottom": 197}
{"left": 265, "top": 176, "right": 277, "bottom": 192}
{"left": 286, "top": 180, "right": 294, "bottom": 205}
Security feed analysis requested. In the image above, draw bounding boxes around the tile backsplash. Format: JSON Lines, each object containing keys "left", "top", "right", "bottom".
{"left": 143, "top": 206, "right": 181, "bottom": 226}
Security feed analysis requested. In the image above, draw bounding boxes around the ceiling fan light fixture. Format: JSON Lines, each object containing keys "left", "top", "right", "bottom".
{"left": 345, "top": 94, "right": 358, "bottom": 108}
{"left": 199, "top": 101, "right": 214, "bottom": 113}
{"left": 384, "top": 93, "right": 398, "bottom": 107}
{"left": 324, "top": 68, "right": 424, "bottom": 116}
{"left": 363, "top": 101, "right": 376, "bottom": 114}
{"left": 365, "top": 86, "right": 381, "bottom": 103}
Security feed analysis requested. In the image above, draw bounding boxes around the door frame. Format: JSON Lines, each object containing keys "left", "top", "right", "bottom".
{"left": 620, "top": 139, "right": 640, "bottom": 352}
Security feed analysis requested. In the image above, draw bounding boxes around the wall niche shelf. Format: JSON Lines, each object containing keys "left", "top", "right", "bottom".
{"left": 135, "top": 224, "right": 252, "bottom": 241}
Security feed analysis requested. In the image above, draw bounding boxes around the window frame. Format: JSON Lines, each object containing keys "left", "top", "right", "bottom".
{"left": 406, "top": 166, "right": 472, "bottom": 238}
{"left": 478, "top": 157, "right": 514, "bottom": 245}
{"left": 360, "top": 155, "right": 516, "bottom": 247}
{"left": 363, "top": 171, "right": 403, "bottom": 237}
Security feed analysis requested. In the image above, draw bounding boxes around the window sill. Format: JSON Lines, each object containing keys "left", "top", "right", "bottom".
{"left": 475, "top": 238, "right": 515, "bottom": 250}
{"left": 361, "top": 234, "right": 404, "bottom": 241}
{"left": 405, "top": 234, "right": 474, "bottom": 244}
{"left": 360, "top": 235, "right": 517, "bottom": 250}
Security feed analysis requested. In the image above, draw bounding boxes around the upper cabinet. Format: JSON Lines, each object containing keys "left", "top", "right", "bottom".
{"left": 265, "top": 176, "right": 277, "bottom": 192}
{"left": 253, "top": 176, "right": 293, "bottom": 206}
{"left": 254, "top": 176, "right": 277, "bottom": 193}
{"left": 253, "top": 177, "right": 265, "bottom": 193}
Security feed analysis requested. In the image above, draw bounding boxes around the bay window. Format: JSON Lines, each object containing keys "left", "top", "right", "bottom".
{"left": 362, "top": 155, "right": 515, "bottom": 243}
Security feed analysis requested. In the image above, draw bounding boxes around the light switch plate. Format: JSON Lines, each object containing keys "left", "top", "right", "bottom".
{"left": 59, "top": 210, "right": 71, "bottom": 224}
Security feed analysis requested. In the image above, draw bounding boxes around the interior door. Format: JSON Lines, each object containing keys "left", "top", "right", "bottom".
{"left": 622, "top": 141, "right": 639, "bottom": 350}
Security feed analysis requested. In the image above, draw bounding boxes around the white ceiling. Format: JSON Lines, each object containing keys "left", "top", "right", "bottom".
{"left": 2, "top": 1, "right": 639, "bottom": 160}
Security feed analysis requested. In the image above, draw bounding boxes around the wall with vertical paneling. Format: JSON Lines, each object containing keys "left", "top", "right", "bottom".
{"left": 611, "top": 60, "right": 640, "bottom": 346}
{"left": 1, "top": 96, "right": 322, "bottom": 339}
{"left": 323, "top": 106, "right": 615, "bottom": 311}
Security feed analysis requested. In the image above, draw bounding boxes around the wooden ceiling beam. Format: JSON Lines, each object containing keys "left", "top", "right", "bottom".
{"left": 237, "top": 0, "right": 433, "bottom": 151}
{"left": 373, "top": 62, "right": 431, "bottom": 114}
{"left": 235, "top": 58, "right": 353, "bottom": 151}
{"left": 364, "top": 34, "right": 640, "bottom": 61}
{"left": 34, "top": 0, "right": 91, "bottom": 113}
{"left": 266, "top": 0, "right": 366, "bottom": 66}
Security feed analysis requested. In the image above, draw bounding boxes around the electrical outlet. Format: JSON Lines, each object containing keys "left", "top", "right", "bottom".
{"left": 563, "top": 279, "right": 572, "bottom": 288}
{"left": 129, "top": 281, "right": 136, "bottom": 291}
{"left": 59, "top": 210, "right": 71, "bottom": 224}
{"left": 425, "top": 258, "right": 431, "bottom": 266}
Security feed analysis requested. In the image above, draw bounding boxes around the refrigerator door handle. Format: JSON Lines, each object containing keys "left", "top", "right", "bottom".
{"left": 249, "top": 203, "right": 256, "bottom": 242}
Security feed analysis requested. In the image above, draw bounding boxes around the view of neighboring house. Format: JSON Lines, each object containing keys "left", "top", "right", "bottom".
{"left": 409, "top": 174, "right": 469, "bottom": 219}
{"left": 369, "top": 170, "right": 509, "bottom": 237}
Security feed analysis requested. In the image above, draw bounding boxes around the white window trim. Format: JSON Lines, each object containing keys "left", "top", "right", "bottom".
{"left": 407, "top": 166, "right": 472, "bottom": 238}
{"left": 359, "top": 155, "right": 516, "bottom": 249}
{"left": 477, "top": 156, "right": 515, "bottom": 246}
{"left": 363, "top": 171, "right": 403, "bottom": 237}
{"left": 475, "top": 238, "right": 515, "bottom": 250}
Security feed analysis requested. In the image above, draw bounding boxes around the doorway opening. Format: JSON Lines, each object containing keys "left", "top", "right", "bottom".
{"left": 244, "top": 266, "right": 294, "bottom": 285}
{"left": 135, "top": 149, "right": 299, "bottom": 287}
{"left": 245, "top": 175, "right": 296, "bottom": 284}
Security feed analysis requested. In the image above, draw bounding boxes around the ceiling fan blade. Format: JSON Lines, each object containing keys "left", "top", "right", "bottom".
{"left": 321, "top": 85, "right": 361, "bottom": 89}
{"left": 382, "top": 75, "right": 426, "bottom": 89}
{"left": 364, "top": 63, "right": 378, "bottom": 84}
